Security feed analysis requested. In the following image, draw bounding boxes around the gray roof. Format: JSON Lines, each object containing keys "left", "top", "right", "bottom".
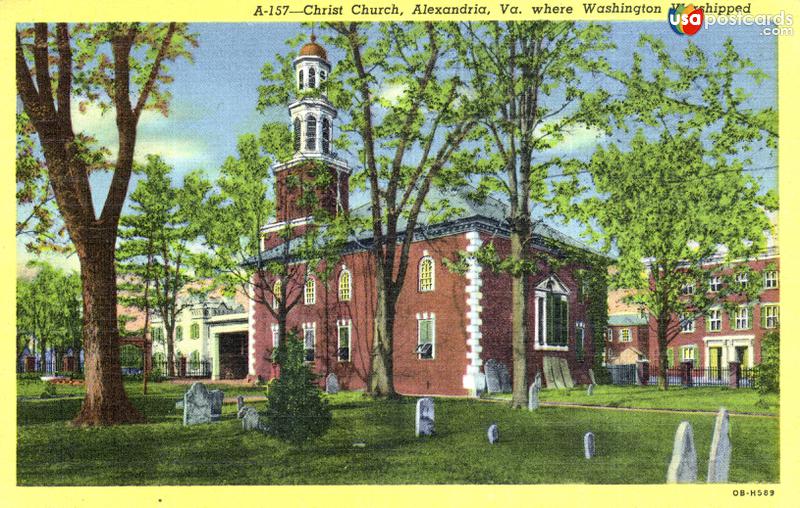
{"left": 608, "top": 314, "right": 649, "bottom": 326}
{"left": 247, "top": 188, "right": 602, "bottom": 265}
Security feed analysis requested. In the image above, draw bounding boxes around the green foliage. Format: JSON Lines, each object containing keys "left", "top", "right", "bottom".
{"left": 755, "top": 330, "right": 779, "bottom": 395}
{"left": 265, "top": 331, "right": 332, "bottom": 445}
{"left": 39, "top": 382, "right": 57, "bottom": 399}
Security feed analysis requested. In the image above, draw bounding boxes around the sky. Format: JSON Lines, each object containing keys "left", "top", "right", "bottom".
{"left": 16, "top": 21, "right": 778, "bottom": 276}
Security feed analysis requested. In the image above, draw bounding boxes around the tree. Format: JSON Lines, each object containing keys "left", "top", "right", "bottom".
{"left": 453, "top": 21, "right": 613, "bottom": 407}
{"left": 198, "top": 127, "right": 348, "bottom": 361}
{"left": 17, "top": 262, "right": 82, "bottom": 370}
{"left": 268, "top": 22, "right": 477, "bottom": 397}
{"left": 117, "top": 155, "right": 212, "bottom": 377}
{"left": 558, "top": 37, "right": 777, "bottom": 389}
{"left": 265, "top": 330, "right": 332, "bottom": 445}
{"left": 16, "top": 23, "right": 196, "bottom": 425}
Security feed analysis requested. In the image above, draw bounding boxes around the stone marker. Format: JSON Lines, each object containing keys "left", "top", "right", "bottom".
{"left": 534, "top": 371, "right": 542, "bottom": 391}
{"left": 587, "top": 384, "right": 594, "bottom": 396}
{"left": 528, "top": 382, "right": 540, "bottom": 411}
{"left": 325, "top": 373, "right": 339, "bottom": 394}
{"left": 415, "top": 398, "right": 435, "bottom": 437}
{"left": 487, "top": 423, "right": 499, "bottom": 444}
{"left": 498, "top": 362, "right": 512, "bottom": 393}
{"left": 484, "top": 359, "right": 503, "bottom": 394}
{"left": 707, "top": 408, "right": 731, "bottom": 483}
{"left": 666, "top": 421, "right": 697, "bottom": 483}
{"left": 209, "top": 389, "right": 224, "bottom": 422}
{"left": 588, "top": 368, "right": 597, "bottom": 386}
{"left": 559, "top": 358, "right": 575, "bottom": 388}
{"left": 584, "top": 432, "right": 595, "bottom": 459}
{"left": 183, "top": 382, "right": 212, "bottom": 426}
{"left": 236, "top": 395, "right": 245, "bottom": 413}
{"left": 175, "top": 400, "right": 184, "bottom": 410}
{"left": 240, "top": 406, "right": 262, "bottom": 432}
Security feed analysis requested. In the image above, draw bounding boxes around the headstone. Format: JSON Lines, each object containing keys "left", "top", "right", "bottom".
{"left": 209, "top": 389, "right": 224, "bottom": 422}
{"left": 325, "top": 373, "right": 339, "bottom": 394}
{"left": 534, "top": 371, "right": 542, "bottom": 391}
{"left": 707, "top": 408, "right": 731, "bottom": 483}
{"left": 497, "top": 363, "right": 512, "bottom": 393}
{"left": 484, "top": 359, "right": 503, "bottom": 394}
{"left": 559, "top": 358, "right": 575, "bottom": 388}
{"left": 666, "top": 421, "right": 698, "bottom": 483}
{"left": 415, "top": 398, "right": 435, "bottom": 437}
{"left": 588, "top": 368, "right": 597, "bottom": 386}
{"left": 487, "top": 423, "right": 499, "bottom": 444}
{"left": 587, "top": 384, "right": 594, "bottom": 396}
{"left": 183, "top": 382, "right": 212, "bottom": 426}
{"left": 528, "top": 382, "right": 540, "bottom": 411}
{"left": 236, "top": 395, "right": 245, "bottom": 413}
{"left": 240, "top": 406, "right": 262, "bottom": 432}
{"left": 584, "top": 432, "right": 595, "bottom": 459}
{"left": 175, "top": 400, "right": 184, "bottom": 410}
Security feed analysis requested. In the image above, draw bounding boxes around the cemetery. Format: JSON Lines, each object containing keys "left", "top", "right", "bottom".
{"left": 16, "top": 379, "right": 778, "bottom": 485}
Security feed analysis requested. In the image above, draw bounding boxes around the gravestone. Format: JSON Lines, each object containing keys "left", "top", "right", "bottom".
{"left": 183, "top": 382, "right": 212, "bottom": 426}
{"left": 584, "top": 432, "right": 595, "bottom": 459}
{"left": 588, "top": 368, "right": 597, "bottom": 386}
{"left": 240, "top": 406, "right": 262, "bottom": 432}
{"left": 175, "top": 400, "right": 184, "bottom": 410}
{"left": 587, "top": 384, "right": 594, "bottom": 396}
{"left": 487, "top": 423, "right": 499, "bottom": 444}
{"left": 707, "top": 408, "right": 731, "bottom": 483}
{"left": 559, "top": 358, "right": 575, "bottom": 388}
{"left": 415, "top": 398, "right": 435, "bottom": 437}
{"left": 325, "top": 373, "right": 339, "bottom": 394}
{"left": 534, "top": 371, "right": 542, "bottom": 391}
{"left": 497, "top": 362, "right": 512, "bottom": 393}
{"left": 666, "top": 421, "right": 697, "bottom": 483}
{"left": 484, "top": 359, "right": 503, "bottom": 394}
{"left": 236, "top": 395, "right": 245, "bottom": 414}
{"left": 528, "top": 382, "right": 540, "bottom": 411}
{"left": 209, "top": 389, "right": 224, "bottom": 422}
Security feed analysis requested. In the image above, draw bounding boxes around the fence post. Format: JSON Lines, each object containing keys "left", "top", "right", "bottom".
{"left": 728, "top": 361, "right": 740, "bottom": 389}
{"left": 637, "top": 361, "right": 650, "bottom": 386}
{"left": 680, "top": 361, "right": 693, "bottom": 387}
{"left": 179, "top": 356, "right": 187, "bottom": 377}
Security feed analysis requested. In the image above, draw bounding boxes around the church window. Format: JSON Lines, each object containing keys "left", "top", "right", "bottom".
{"left": 418, "top": 257, "right": 434, "bottom": 292}
{"left": 338, "top": 269, "right": 351, "bottom": 301}
{"left": 306, "top": 115, "right": 317, "bottom": 150}
{"left": 305, "top": 277, "right": 316, "bottom": 305}
{"left": 322, "top": 117, "right": 331, "bottom": 154}
{"left": 308, "top": 67, "right": 316, "bottom": 88}
{"left": 273, "top": 279, "right": 282, "bottom": 310}
{"left": 298, "top": 70, "right": 304, "bottom": 90}
{"left": 293, "top": 118, "right": 301, "bottom": 151}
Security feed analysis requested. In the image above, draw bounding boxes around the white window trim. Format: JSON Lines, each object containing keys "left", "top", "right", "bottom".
{"left": 418, "top": 254, "right": 435, "bottom": 292}
{"left": 681, "top": 283, "right": 695, "bottom": 295}
{"left": 680, "top": 345, "right": 698, "bottom": 363}
{"left": 679, "top": 314, "right": 695, "bottom": 333}
{"left": 763, "top": 270, "right": 778, "bottom": 289}
{"left": 534, "top": 279, "right": 570, "bottom": 351}
{"left": 338, "top": 267, "right": 352, "bottom": 301}
{"left": 271, "top": 324, "right": 279, "bottom": 349}
{"left": 619, "top": 328, "right": 632, "bottom": 342}
{"left": 709, "top": 276, "right": 722, "bottom": 292}
{"left": 576, "top": 321, "right": 586, "bottom": 361}
{"left": 337, "top": 319, "right": 352, "bottom": 362}
{"left": 733, "top": 305, "right": 751, "bottom": 330}
{"left": 761, "top": 303, "right": 779, "bottom": 329}
{"left": 302, "top": 322, "right": 316, "bottom": 362}
{"left": 304, "top": 277, "right": 316, "bottom": 305}
{"left": 416, "top": 312, "right": 436, "bottom": 359}
{"left": 707, "top": 308, "right": 722, "bottom": 332}
{"left": 736, "top": 273, "right": 749, "bottom": 288}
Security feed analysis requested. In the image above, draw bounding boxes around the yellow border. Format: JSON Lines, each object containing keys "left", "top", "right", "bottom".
{"left": 2, "top": 1, "right": 797, "bottom": 506}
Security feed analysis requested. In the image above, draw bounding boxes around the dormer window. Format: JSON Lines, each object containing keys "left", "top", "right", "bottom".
{"left": 306, "top": 115, "right": 317, "bottom": 150}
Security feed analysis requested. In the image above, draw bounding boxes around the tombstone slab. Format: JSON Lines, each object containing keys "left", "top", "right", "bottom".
{"left": 175, "top": 400, "right": 184, "bottom": 410}
{"left": 415, "top": 398, "right": 435, "bottom": 437}
{"left": 534, "top": 371, "right": 542, "bottom": 391}
{"left": 497, "top": 362, "right": 512, "bottom": 393}
{"left": 666, "top": 421, "right": 698, "bottom": 483}
{"left": 209, "top": 389, "right": 224, "bottom": 422}
{"left": 484, "top": 359, "right": 503, "bottom": 394}
{"left": 528, "top": 382, "right": 540, "bottom": 411}
{"left": 587, "top": 384, "right": 594, "bottom": 396}
{"left": 183, "top": 382, "right": 212, "bottom": 426}
{"left": 588, "top": 368, "right": 597, "bottom": 386}
{"left": 325, "top": 373, "right": 339, "bottom": 394}
{"left": 707, "top": 408, "right": 732, "bottom": 483}
{"left": 236, "top": 395, "right": 245, "bottom": 414}
{"left": 487, "top": 424, "right": 499, "bottom": 444}
{"left": 584, "top": 432, "right": 595, "bottom": 459}
{"left": 559, "top": 358, "right": 575, "bottom": 389}
{"left": 240, "top": 406, "right": 262, "bottom": 432}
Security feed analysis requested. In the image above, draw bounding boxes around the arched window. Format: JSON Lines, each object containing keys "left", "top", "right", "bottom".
{"left": 190, "top": 323, "right": 200, "bottom": 339}
{"left": 298, "top": 69, "right": 304, "bottom": 90}
{"left": 338, "top": 269, "right": 351, "bottom": 301}
{"left": 320, "top": 69, "right": 327, "bottom": 81}
{"left": 308, "top": 67, "right": 316, "bottom": 88}
{"left": 418, "top": 257, "right": 435, "bottom": 292}
{"left": 322, "top": 117, "right": 330, "bottom": 154}
{"left": 305, "top": 277, "right": 316, "bottom": 305}
{"left": 306, "top": 115, "right": 317, "bottom": 150}
{"left": 272, "top": 279, "right": 282, "bottom": 310}
{"left": 293, "top": 118, "right": 301, "bottom": 152}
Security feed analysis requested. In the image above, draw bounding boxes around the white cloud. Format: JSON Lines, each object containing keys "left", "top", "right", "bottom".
{"left": 377, "top": 82, "right": 408, "bottom": 105}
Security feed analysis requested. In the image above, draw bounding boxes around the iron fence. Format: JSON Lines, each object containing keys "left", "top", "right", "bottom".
{"left": 149, "top": 359, "right": 211, "bottom": 378}
{"left": 17, "top": 356, "right": 211, "bottom": 379}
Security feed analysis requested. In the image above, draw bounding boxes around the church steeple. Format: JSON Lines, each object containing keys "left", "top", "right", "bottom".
{"left": 268, "top": 34, "right": 350, "bottom": 227}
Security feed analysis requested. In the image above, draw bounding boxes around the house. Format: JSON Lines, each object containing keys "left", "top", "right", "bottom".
{"left": 650, "top": 248, "right": 779, "bottom": 370}
{"left": 243, "top": 36, "right": 601, "bottom": 397}
{"left": 606, "top": 313, "right": 649, "bottom": 365}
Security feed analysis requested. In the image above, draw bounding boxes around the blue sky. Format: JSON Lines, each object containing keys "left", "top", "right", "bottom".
{"left": 17, "top": 22, "right": 778, "bottom": 275}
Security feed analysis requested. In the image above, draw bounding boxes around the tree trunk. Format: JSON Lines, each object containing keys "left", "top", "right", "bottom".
{"left": 39, "top": 336, "right": 47, "bottom": 374}
{"left": 657, "top": 315, "right": 669, "bottom": 391}
{"left": 369, "top": 281, "right": 397, "bottom": 398}
{"left": 167, "top": 332, "right": 176, "bottom": 377}
{"left": 72, "top": 236, "right": 143, "bottom": 425}
{"left": 510, "top": 231, "right": 529, "bottom": 408}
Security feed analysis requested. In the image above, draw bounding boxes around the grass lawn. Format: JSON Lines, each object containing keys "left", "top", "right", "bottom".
{"left": 17, "top": 386, "right": 778, "bottom": 485}
{"left": 492, "top": 385, "right": 779, "bottom": 415}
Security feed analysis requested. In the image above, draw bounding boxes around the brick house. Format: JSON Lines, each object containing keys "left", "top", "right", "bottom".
{"left": 243, "top": 37, "right": 600, "bottom": 396}
{"left": 650, "top": 250, "right": 779, "bottom": 370}
{"left": 606, "top": 313, "right": 649, "bottom": 365}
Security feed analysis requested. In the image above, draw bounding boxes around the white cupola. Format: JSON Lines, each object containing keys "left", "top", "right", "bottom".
{"left": 289, "top": 35, "right": 337, "bottom": 157}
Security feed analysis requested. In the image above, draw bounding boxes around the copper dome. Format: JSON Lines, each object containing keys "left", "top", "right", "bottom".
{"left": 299, "top": 35, "right": 328, "bottom": 60}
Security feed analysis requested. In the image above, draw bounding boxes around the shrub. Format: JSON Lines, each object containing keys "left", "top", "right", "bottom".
{"left": 755, "top": 330, "right": 779, "bottom": 394}
{"left": 39, "top": 382, "right": 57, "bottom": 399}
{"left": 265, "top": 330, "right": 332, "bottom": 445}
{"left": 592, "top": 353, "right": 612, "bottom": 385}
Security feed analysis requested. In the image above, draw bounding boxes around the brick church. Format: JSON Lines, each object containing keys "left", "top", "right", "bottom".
{"left": 246, "top": 36, "right": 598, "bottom": 397}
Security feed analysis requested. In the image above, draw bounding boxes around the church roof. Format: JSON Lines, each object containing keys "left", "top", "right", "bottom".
{"left": 246, "top": 188, "right": 604, "bottom": 265}
{"left": 299, "top": 35, "right": 328, "bottom": 60}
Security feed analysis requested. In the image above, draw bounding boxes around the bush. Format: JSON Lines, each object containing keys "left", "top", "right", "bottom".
{"left": 265, "top": 330, "right": 332, "bottom": 445}
{"left": 39, "top": 382, "right": 57, "bottom": 399}
{"left": 592, "top": 353, "right": 612, "bottom": 385}
{"left": 755, "top": 330, "right": 779, "bottom": 394}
